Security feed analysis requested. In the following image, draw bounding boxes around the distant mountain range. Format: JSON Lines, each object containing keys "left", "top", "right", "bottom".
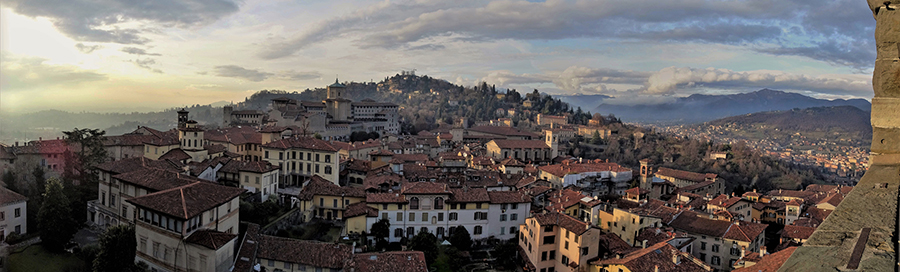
{"left": 592, "top": 89, "right": 871, "bottom": 124}
{"left": 703, "top": 105, "right": 872, "bottom": 145}
{"left": 555, "top": 94, "right": 612, "bottom": 112}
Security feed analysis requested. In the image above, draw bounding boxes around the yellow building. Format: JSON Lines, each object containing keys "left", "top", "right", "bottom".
{"left": 519, "top": 212, "right": 602, "bottom": 272}
{"left": 262, "top": 136, "right": 340, "bottom": 186}
{"left": 296, "top": 175, "right": 366, "bottom": 221}
{"left": 486, "top": 139, "right": 553, "bottom": 163}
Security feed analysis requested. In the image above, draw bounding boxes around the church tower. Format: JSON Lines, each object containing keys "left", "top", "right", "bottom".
{"left": 325, "top": 78, "right": 352, "bottom": 122}
{"left": 177, "top": 108, "right": 189, "bottom": 129}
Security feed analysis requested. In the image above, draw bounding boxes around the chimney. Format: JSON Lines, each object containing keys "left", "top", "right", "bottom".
{"left": 673, "top": 254, "right": 680, "bottom": 264}
{"left": 39, "top": 137, "right": 42, "bottom": 141}
{"left": 654, "top": 265, "right": 659, "bottom": 272}
{"left": 655, "top": 228, "right": 661, "bottom": 235}
{"left": 740, "top": 246, "right": 746, "bottom": 258}
{"left": 14, "top": 142, "right": 18, "bottom": 147}
{"left": 642, "top": 240, "right": 648, "bottom": 248}
{"left": 760, "top": 246, "right": 767, "bottom": 256}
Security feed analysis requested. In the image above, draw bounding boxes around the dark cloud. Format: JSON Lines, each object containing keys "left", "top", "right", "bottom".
{"left": 75, "top": 43, "right": 102, "bottom": 54}
{"left": 260, "top": 0, "right": 874, "bottom": 68}
{"left": 130, "top": 58, "right": 163, "bottom": 73}
{"left": 121, "top": 47, "right": 162, "bottom": 56}
{"left": 5, "top": 0, "right": 241, "bottom": 44}
{"left": 1, "top": 55, "right": 107, "bottom": 91}
{"left": 213, "top": 65, "right": 273, "bottom": 82}
{"left": 278, "top": 70, "right": 321, "bottom": 81}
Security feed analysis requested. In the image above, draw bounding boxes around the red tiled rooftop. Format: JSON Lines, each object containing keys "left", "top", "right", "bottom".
{"left": 656, "top": 167, "right": 716, "bottom": 183}
{"left": 185, "top": 229, "right": 237, "bottom": 250}
{"left": 533, "top": 212, "right": 590, "bottom": 235}
{"left": 262, "top": 136, "right": 337, "bottom": 152}
{"left": 256, "top": 235, "right": 351, "bottom": 269}
{"left": 127, "top": 181, "right": 245, "bottom": 220}
{"left": 732, "top": 247, "right": 798, "bottom": 272}
{"left": 344, "top": 251, "right": 428, "bottom": 272}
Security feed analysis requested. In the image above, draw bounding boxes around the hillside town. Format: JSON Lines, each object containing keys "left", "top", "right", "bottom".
{"left": 657, "top": 123, "right": 868, "bottom": 186}
{"left": 0, "top": 81, "right": 856, "bottom": 272}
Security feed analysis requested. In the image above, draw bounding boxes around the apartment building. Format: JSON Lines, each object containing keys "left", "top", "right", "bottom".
{"left": 0, "top": 187, "right": 27, "bottom": 241}
{"left": 519, "top": 212, "right": 602, "bottom": 272}
{"left": 669, "top": 211, "right": 767, "bottom": 271}
{"left": 262, "top": 136, "right": 340, "bottom": 186}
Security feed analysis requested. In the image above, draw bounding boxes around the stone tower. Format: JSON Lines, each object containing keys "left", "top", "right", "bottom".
{"left": 223, "top": 105, "right": 233, "bottom": 127}
{"left": 177, "top": 108, "right": 189, "bottom": 129}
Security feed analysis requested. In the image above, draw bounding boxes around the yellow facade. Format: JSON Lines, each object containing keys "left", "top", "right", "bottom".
{"left": 300, "top": 195, "right": 365, "bottom": 220}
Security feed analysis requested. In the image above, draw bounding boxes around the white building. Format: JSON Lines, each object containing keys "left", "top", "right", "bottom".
{"left": 0, "top": 187, "right": 26, "bottom": 240}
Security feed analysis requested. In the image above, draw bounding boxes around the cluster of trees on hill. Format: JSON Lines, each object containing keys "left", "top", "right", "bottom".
{"left": 588, "top": 125, "right": 830, "bottom": 193}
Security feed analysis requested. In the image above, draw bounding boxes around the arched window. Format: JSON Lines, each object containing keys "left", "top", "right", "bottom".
{"left": 410, "top": 197, "right": 419, "bottom": 210}
{"left": 434, "top": 197, "right": 444, "bottom": 210}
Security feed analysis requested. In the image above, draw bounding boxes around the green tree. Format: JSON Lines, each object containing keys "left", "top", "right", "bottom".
{"left": 591, "top": 131, "right": 603, "bottom": 145}
{"left": 38, "top": 178, "right": 78, "bottom": 252}
{"left": 408, "top": 230, "right": 438, "bottom": 264}
{"left": 94, "top": 225, "right": 137, "bottom": 272}
{"left": 2, "top": 170, "right": 17, "bottom": 193}
{"left": 449, "top": 225, "right": 472, "bottom": 251}
{"left": 63, "top": 128, "right": 108, "bottom": 182}
{"left": 370, "top": 219, "right": 390, "bottom": 240}
{"left": 493, "top": 239, "right": 519, "bottom": 269}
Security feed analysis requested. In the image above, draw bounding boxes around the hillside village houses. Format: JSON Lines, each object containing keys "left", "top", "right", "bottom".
{"left": 0, "top": 94, "right": 857, "bottom": 272}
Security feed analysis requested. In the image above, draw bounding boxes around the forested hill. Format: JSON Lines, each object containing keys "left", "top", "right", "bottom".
{"left": 237, "top": 73, "right": 591, "bottom": 133}
{"left": 708, "top": 106, "right": 871, "bottom": 133}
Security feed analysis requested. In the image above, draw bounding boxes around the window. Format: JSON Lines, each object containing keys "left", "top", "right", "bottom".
{"left": 511, "top": 214, "right": 518, "bottom": 221}
{"left": 307, "top": 153, "right": 311, "bottom": 161}
{"left": 437, "top": 227, "right": 445, "bottom": 237}
{"left": 279, "top": 152, "right": 283, "bottom": 160}
{"left": 434, "top": 197, "right": 444, "bottom": 209}
{"left": 561, "top": 255, "right": 568, "bottom": 265}
{"left": 409, "top": 213, "right": 415, "bottom": 222}
{"left": 438, "top": 213, "right": 444, "bottom": 221}
{"left": 449, "top": 212, "right": 458, "bottom": 221}
{"left": 510, "top": 227, "right": 516, "bottom": 235}
{"left": 397, "top": 212, "right": 403, "bottom": 221}
{"left": 333, "top": 199, "right": 338, "bottom": 208}
{"left": 712, "top": 244, "right": 720, "bottom": 253}
{"left": 122, "top": 206, "right": 128, "bottom": 217}
{"left": 383, "top": 204, "right": 388, "bottom": 210}
{"left": 701, "top": 242, "right": 707, "bottom": 250}
{"left": 325, "top": 155, "right": 331, "bottom": 162}
{"left": 395, "top": 228, "right": 403, "bottom": 238}
{"left": 421, "top": 212, "right": 428, "bottom": 222}
{"left": 476, "top": 203, "right": 483, "bottom": 209}
{"left": 152, "top": 242, "right": 160, "bottom": 258}
{"left": 711, "top": 256, "right": 721, "bottom": 265}
{"left": 544, "top": 226, "right": 553, "bottom": 232}
{"left": 268, "top": 260, "right": 275, "bottom": 266}
{"left": 284, "top": 262, "right": 292, "bottom": 269}
{"left": 450, "top": 203, "right": 457, "bottom": 209}
{"left": 255, "top": 177, "right": 260, "bottom": 184}
{"left": 700, "top": 253, "right": 706, "bottom": 262}
{"left": 264, "top": 151, "right": 269, "bottom": 158}
{"left": 407, "top": 227, "right": 414, "bottom": 237}
{"left": 325, "top": 166, "right": 332, "bottom": 174}
{"left": 564, "top": 241, "right": 569, "bottom": 249}
{"left": 543, "top": 235, "right": 555, "bottom": 245}
{"left": 501, "top": 204, "right": 508, "bottom": 210}
{"left": 512, "top": 203, "right": 518, "bottom": 209}
{"left": 0, "top": 211, "right": 5, "bottom": 221}
{"left": 549, "top": 250, "right": 556, "bottom": 260}
{"left": 731, "top": 247, "right": 741, "bottom": 256}
{"left": 501, "top": 214, "right": 507, "bottom": 221}
{"left": 581, "top": 247, "right": 589, "bottom": 256}
{"left": 320, "top": 198, "right": 324, "bottom": 207}
{"left": 542, "top": 251, "right": 548, "bottom": 261}
{"left": 14, "top": 208, "right": 20, "bottom": 218}
{"left": 139, "top": 237, "right": 147, "bottom": 253}
{"left": 315, "top": 164, "right": 319, "bottom": 173}
{"left": 474, "top": 226, "right": 483, "bottom": 235}
{"left": 410, "top": 197, "right": 419, "bottom": 209}
{"left": 316, "top": 154, "right": 320, "bottom": 162}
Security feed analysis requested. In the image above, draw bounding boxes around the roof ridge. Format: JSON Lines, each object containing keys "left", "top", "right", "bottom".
{"left": 180, "top": 187, "right": 188, "bottom": 218}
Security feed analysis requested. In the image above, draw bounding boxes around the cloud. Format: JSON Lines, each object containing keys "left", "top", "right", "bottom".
{"left": 213, "top": 65, "right": 273, "bottom": 82}
{"left": 278, "top": 70, "right": 322, "bottom": 81}
{"left": 121, "top": 47, "right": 162, "bottom": 56}
{"left": 0, "top": 54, "right": 107, "bottom": 91}
{"left": 75, "top": 43, "right": 102, "bottom": 54}
{"left": 482, "top": 65, "right": 871, "bottom": 99}
{"left": 130, "top": 58, "right": 163, "bottom": 73}
{"left": 642, "top": 67, "right": 871, "bottom": 96}
{"left": 260, "top": 0, "right": 874, "bottom": 68}
{"left": 4, "top": 0, "right": 241, "bottom": 44}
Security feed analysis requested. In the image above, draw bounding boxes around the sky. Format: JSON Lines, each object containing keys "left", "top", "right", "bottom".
{"left": 0, "top": 0, "right": 878, "bottom": 114}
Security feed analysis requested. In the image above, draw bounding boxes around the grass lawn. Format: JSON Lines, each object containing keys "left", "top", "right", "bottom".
{"left": 8, "top": 244, "right": 85, "bottom": 272}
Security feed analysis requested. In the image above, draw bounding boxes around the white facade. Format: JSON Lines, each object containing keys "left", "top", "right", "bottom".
{"left": 0, "top": 199, "right": 26, "bottom": 240}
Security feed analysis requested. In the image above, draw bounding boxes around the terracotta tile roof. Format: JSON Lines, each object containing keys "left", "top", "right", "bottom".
{"left": 0, "top": 187, "right": 27, "bottom": 205}
{"left": 204, "top": 144, "right": 227, "bottom": 154}
{"left": 402, "top": 182, "right": 450, "bottom": 195}
{"left": 781, "top": 225, "right": 815, "bottom": 240}
{"left": 126, "top": 181, "right": 245, "bottom": 220}
{"left": 344, "top": 202, "right": 379, "bottom": 218}
{"left": 538, "top": 162, "right": 631, "bottom": 178}
{"left": 448, "top": 187, "right": 490, "bottom": 203}
{"left": 184, "top": 229, "right": 237, "bottom": 250}
{"left": 545, "top": 189, "right": 587, "bottom": 212}
{"left": 159, "top": 148, "right": 192, "bottom": 161}
{"left": 393, "top": 153, "right": 429, "bottom": 163}
{"left": 219, "top": 160, "right": 280, "bottom": 174}
{"left": 102, "top": 134, "right": 159, "bottom": 146}
{"left": 816, "top": 193, "right": 843, "bottom": 207}
{"left": 262, "top": 136, "right": 337, "bottom": 152}
{"left": 598, "top": 232, "right": 638, "bottom": 255}
{"left": 742, "top": 191, "right": 762, "bottom": 197}
{"left": 532, "top": 212, "right": 590, "bottom": 235}
{"left": 97, "top": 157, "right": 182, "bottom": 175}
{"left": 232, "top": 223, "right": 260, "bottom": 272}
{"left": 732, "top": 247, "right": 798, "bottom": 272}
{"left": 0, "top": 145, "right": 15, "bottom": 160}
{"left": 12, "top": 139, "right": 74, "bottom": 154}
{"left": 363, "top": 172, "right": 403, "bottom": 190}
{"left": 655, "top": 167, "right": 716, "bottom": 183}
{"left": 633, "top": 199, "right": 681, "bottom": 224}
{"left": 709, "top": 195, "right": 746, "bottom": 209}
{"left": 112, "top": 168, "right": 198, "bottom": 191}
{"left": 489, "top": 140, "right": 549, "bottom": 149}
{"left": 676, "top": 181, "right": 716, "bottom": 193}
{"left": 768, "top": 189, "right": 815, "bottom": 199}
{"left": 256, "top": 235, "right": 352, "bottom": 269}
{"left": 670, "top": 211, "right": 766, "bottom": 242}
{"left": 297, "top": 175, "right": 365, "bottom": 200}
{"left": 487, "top": 190, "right": 530, "bottom": 204}
{"left": 527, "top": 186, "right": 553, "bottom": 196}
{"left": 344, "top": 251, "right": 427, "bottom": 272}
{"left": 469, "top": 126, "right": 539, "bottom": 138}
{"left": 366, "top": 193, "right": 408, "bottom": 203}
{"left": 593, "top": 239, "right": 711, "bottom": 271}
{"left": 204, "top": 126, "right": 262, "bottom": 145}
{"left": 625, "top": 187, "right": 650, "bottom": 196}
